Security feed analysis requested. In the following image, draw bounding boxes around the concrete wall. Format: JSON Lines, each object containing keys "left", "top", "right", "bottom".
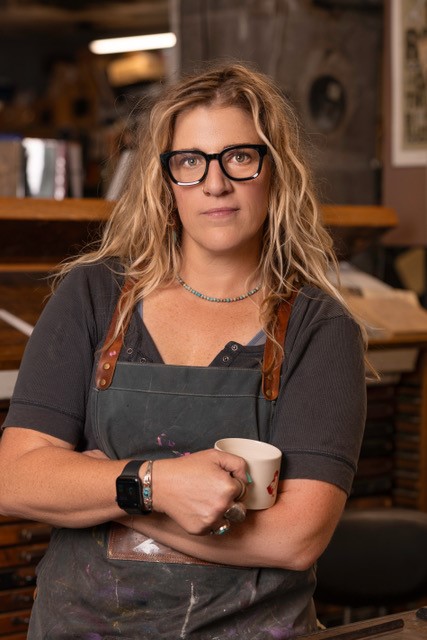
{"left": 173, "top": 0, "right": 384, "bottom": 207}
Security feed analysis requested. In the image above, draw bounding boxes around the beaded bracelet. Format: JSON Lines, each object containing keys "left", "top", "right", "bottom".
{"left": 142, "top": 460, "right": 153, "bottom": 512}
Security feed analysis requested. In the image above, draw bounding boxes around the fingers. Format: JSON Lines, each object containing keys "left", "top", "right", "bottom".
{"left": 210, "top": 519, "right": 231, "bottom": 536}
{"left": 148, "top": 450, "right": 249, "bottom": 536}
{"left": 233, "top": 477, "right": 247, "bottom": 501}
{"left": 215, "top": 450, "right": 248, "bottom": 483}
{"left": 210, "top": 499, "right": 247, "bottom": 536}
{"left": 224, "top": 501, "right": 246, "bottom": 523}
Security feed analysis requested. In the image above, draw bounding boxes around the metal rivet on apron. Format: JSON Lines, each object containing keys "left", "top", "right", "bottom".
{"left": 109, "top": 349, "right": 117, "bottom": 357}
{"left": 265, "top": 388, "right": 272, "bottom": 398}
{"left": 126, "top": 348, "right": 133, "bottom": 354}
{"left": 230, "top": 344, "right": 239, "bottom": 351}
{"left": 103, "top": 363, "right": 111, "bottom": 370}
{"left": 222, "top": 355, "right": 230, "bottom": 363}
{"left": 100, "top": 378, "right": 107, "bottom": 387}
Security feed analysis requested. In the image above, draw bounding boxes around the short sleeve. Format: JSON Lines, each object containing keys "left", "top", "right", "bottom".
{"left": 2, "top": 264, "right": 120, "bottom": 446}
{"left": 271, "top": 292, "right": 367, "bottom": 495}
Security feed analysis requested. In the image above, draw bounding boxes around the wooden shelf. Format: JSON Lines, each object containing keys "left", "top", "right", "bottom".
{"left": 0, "top": 262, "right": 61, "bottom": 272}
{"left": 0, "top": 198, "right": 110, "bottom": 273}
{"left": 0, "top": 198, "right": 399, "bottom": 270}
{"left": 0, "top": 197, "right": 112, "bottom": 221}
{"left": 321, "top": 204, "right": 398, "bottom": 228}
{"left": 0, "top": 197, "right": 398, "bottom": 227}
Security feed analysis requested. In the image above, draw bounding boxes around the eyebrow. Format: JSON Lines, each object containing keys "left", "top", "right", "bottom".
{"left": 170, "top": 143, "right": 261, "bottom": 152}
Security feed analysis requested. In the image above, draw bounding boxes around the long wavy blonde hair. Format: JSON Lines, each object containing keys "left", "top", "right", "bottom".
{"left": 57, "top": 61, "right": 358, "bottom": 349}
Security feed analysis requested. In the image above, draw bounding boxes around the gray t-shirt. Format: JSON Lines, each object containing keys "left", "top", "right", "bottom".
{"left": 4, "top": 261, "right": 366, "bottom": 494}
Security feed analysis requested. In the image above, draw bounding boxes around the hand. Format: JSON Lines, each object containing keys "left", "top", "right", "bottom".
{"left": 151, "top": 449, "right": 248, "bottom": 536}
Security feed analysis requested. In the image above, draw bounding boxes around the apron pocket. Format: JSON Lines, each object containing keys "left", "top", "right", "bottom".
{"left": 108, "top": 523, "right": 218, "bottom": 566}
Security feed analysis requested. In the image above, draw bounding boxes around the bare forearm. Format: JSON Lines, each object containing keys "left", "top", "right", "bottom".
{"left": 124, "top": 510, "right": 291, "bottom": 568}
{"left": 126, "top": 506, "right": 313, "bottom": 571}
{"left": 0, "top": 429, "right": 250, "bottom": 532}
{"left": 125, "top": 480, "right": 347, "bottom": 571}
{"left": 0, "top": 445, "right": 127, "bottom": 527}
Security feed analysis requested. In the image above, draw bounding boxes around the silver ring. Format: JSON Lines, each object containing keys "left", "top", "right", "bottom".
{"left": 210, "top": 519, "right": 231, "bottom": 536}
{"left": 235, "top": 478, "right": 246, "bottom": 501}
{"left": 224, "top": 502, "right": 246, "bottom": 523}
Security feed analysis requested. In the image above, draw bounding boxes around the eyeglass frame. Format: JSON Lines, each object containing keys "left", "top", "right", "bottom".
{"left": 160, "top": 144, "right": 268, "bottom": 186}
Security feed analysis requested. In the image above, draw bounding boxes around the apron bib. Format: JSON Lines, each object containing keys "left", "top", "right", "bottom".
{"left": 28, "top": 288, "right": 317, "bottom": 639}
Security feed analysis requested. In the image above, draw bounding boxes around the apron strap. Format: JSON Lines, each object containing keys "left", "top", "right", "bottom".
{"left": 95, "top": 279, "right": 134, "bottom": 390}
{"left": 262, "top": 290, "right": 298, "bottom": 401}
{"left": 96, "top": 281, "right": 298, "bottom": 398}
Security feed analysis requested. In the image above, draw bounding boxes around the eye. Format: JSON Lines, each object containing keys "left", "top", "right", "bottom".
{"left": 177, "top": 153, "right": 203, "bottom": 168}
{"left": 225, "top": 149, "right": 253, "bottom": 165}
{"left": 234, "top": 151, "right": 250, "bottom": 163}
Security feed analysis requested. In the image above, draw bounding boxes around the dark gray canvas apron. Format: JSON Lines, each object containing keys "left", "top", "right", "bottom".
{"left": 28, "top": 289, "right": 317, "bottom": 639}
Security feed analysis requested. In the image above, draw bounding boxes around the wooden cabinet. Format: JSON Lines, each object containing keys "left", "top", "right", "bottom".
{"left": 0, "top": 397, "right": 51, "bottom": 639}
{"left": 0, "top": 516, "right": 50, "bottom": 639}
{"left": 347, "top": 341, "right": 427, "bottom": 512}
{"left": 393, "top": 352, "right": 427, "bottom": 510}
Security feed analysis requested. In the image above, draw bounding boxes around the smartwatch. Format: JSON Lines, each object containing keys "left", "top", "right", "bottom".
{"left": 115, "top": 459, "right": 150, "bottom": 515}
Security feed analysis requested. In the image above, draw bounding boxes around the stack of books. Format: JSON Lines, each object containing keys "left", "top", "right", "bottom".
{"left": 0, "top": 136, "right": 83, "bottom": 199}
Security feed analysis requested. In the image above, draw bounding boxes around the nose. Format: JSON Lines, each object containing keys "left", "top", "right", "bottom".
{"left": 202, "top": 159, "right": 232, "bottom": 196}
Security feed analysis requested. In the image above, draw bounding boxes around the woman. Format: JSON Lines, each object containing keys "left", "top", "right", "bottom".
{"left": 0, "top": 62, "right": 366, "bottom": 639}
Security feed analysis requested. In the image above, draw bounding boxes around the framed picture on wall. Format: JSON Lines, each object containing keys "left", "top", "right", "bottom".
{"left": 391, "top": 0, "right": 427, "bottom": 166}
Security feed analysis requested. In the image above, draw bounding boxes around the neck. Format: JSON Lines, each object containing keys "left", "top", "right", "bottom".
{"left": 179, "top": 245, "right": 261, "bottom": 299}
{"left": 176, "top": 275, "right": 260, "bottom": 303}
{"left": 179, "top": 263, "right": 261, "bottom": 299}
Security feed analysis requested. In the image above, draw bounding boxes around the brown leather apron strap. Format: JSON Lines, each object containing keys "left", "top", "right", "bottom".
{"left": 95, "top": 279, "right": 134, "bottom": 390}
{"left": 261, "top": 290, "right": 298, "bottom": 401}
{"left": 96, "top": 280, "right": 298, "bottom": 398}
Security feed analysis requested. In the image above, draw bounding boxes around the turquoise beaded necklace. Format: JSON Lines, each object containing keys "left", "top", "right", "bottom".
{"left": 177, "top": 275, "right": 261, "bottom": 303}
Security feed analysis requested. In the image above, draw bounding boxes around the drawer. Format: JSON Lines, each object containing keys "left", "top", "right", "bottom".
{"left": 0, "top": 544, "right": 47, "bottom": 569}
{"left": 0, "top": 588, "right": 34, "bottom": 614}
{"left": 0, "top": 523, "right": 51, "bottom": 547}
{"left": 0, "top": 567, "right": 36, "bottom": 592}
{"left": 0, "top": 609, "right": 31, "bottom": 635}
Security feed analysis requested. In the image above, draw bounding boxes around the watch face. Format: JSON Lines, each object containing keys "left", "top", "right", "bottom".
{"left": 116, "top": 477, "right": 141, "bottom": 511}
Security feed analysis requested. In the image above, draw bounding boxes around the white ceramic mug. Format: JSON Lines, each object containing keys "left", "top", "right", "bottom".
{"left": 214, "top": 437, "right": 282, "bottom": 510}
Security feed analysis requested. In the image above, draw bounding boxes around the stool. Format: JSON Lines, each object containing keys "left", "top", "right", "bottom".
{"left": 315, "top": 508, "right": 427, "bottom": 623}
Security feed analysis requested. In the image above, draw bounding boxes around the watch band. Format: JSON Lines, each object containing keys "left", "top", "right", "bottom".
{"left": 120, "top": 459, "right": 145, "bottom": 478}
{"left": 116, "top": 459, "right": 151, "bottom": 515}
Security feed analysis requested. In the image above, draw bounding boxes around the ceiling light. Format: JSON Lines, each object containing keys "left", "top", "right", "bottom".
{"left": 89, "top": 32, "right": 177, "bottom": 55}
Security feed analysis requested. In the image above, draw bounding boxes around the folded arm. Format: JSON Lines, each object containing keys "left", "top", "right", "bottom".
{"left": 119, "top": 476, "right": 346, "bottom": 571}
{"left": 0, "top": 427, "right": 248, "bottom": 530}
{"left": 0, "top": 427, "right": 346, "bottom": 570}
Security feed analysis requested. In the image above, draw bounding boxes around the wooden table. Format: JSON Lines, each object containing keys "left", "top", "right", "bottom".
{"left": 300, "top": 609, "right": 427, "bottom": 639}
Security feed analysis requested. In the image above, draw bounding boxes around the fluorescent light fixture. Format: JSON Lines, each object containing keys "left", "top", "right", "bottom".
{"left": 89, "top": 32, "right": 177, "bottom": 55}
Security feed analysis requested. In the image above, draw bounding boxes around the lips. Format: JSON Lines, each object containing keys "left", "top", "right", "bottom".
{"left": 202, "top": 207, "right": 239, "bottom": 217}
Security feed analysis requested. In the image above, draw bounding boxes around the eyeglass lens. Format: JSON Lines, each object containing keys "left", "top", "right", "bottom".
{"left": 168, "top": 147, "right": 262, "bottom": 184}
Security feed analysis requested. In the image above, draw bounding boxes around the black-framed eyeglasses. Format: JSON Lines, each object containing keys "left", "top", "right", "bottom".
{"left": 160, "top": 144, "right": 268, "bottom": 186}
